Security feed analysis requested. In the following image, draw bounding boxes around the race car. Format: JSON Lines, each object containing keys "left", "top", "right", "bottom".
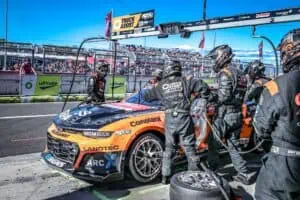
{"left": 42, "top": 91, "right": 254, "bottom": 183}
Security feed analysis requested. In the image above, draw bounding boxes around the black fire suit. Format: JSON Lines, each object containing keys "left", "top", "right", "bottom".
{"left": 207, "top": 66, "right": 248, "bottom": 174}
{"left": 144, "top": 75, "right": 210, "bottom": 177}
{"left": 254, "top": 68, "right": 300, "bottom": 200}
{"left": 87, "top": 75, "right": 106, "bottom": 103}
{"left": 245, "top": 77, "right": 270, "bottom": 105}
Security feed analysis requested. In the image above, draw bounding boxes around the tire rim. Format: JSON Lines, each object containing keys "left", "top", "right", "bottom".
{"left": 178, "top": 171, "right": 217, "bottom": 190}
{"left": 133, "top": 138, "right": 163, "bottom": 178}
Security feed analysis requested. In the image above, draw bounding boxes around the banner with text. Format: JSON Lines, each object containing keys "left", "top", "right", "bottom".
{"left": 112, "top": 10, "right": 154, "bottom": 36}
{"left": 34, "top": 75, "right": 61, "bottom": 96}
{"left": 106, "top": 76, "right": 126, "bottom": 96}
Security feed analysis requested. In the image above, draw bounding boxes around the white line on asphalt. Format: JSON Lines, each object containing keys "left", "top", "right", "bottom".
{"left": 0, "top": 114, "right": 57, "bottom": 120}
{"left": 11, "top": 137, "right": 46, "bottom": 142}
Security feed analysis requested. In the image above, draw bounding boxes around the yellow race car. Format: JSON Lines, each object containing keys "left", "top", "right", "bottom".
{"left": 42, "top": 92, "right": 253, "bottom": 183}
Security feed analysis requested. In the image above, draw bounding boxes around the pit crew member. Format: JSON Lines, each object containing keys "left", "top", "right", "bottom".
{"left": 205, "top": 45, "right": 251, "bottom": 185}
{"left": 254, "top": 28, "right": 300, "bottom": 200}
{"left": 143, "top": 60, "right": 211, "bottom": 184}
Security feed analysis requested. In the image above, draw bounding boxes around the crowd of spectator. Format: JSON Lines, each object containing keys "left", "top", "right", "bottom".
{"left": 0, "top": 42, "right": 249, "bottom": 77}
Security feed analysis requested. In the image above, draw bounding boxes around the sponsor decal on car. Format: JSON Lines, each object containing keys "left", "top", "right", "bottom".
{"left": 84, "top": 153, "right": 118, "bottom": 174}
{"left": 52, "top": 130, "right": 70, "bottom": 138}
{"left": 44, "top": 154, "right": 65, "bottom": 168}
{"left": 86, "top": 157, "right": 105, "bottom": 167}
{"left": 82, "top": 145, "right": 120, "bottom": 152}
{"left": 130, "top": 117, "right": 161, "bottom": 127}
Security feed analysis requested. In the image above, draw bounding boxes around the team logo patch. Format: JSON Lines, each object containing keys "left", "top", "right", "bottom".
{"left": 295, "top": 93, "right": 300, "bottom": 106}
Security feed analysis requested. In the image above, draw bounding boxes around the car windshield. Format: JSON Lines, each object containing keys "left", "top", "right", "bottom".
{"left": 125, "top": 89, "right": 162, "bottom": 107}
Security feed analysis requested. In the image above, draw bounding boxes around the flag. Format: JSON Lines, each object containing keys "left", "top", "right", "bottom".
{"left": 258, "top": 40, "right": 263, "bottom": 58}
{"left": 105, "top": 11, "right": 112, "bottom": 38}
{"left": 199, "top": 32, "right": 205, "bottom": 49}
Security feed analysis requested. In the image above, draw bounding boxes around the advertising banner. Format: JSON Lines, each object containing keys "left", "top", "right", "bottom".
{"left": 112, "top": 10, "right": 154, "bottom": 36}
{"left": 21, "top": 75, "right": 37, "bottom": 96}
{"left": 34, "top": 75, "right": 61, "bottom": 96}
{"left": 106, "top": 76, "right": 126, "bottom": 95}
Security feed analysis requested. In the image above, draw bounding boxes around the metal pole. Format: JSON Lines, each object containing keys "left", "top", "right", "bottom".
{"left": 213, "top": 31, "right": 216, "bottom": 48}
{"left": 203, "top": 0, "right": 207, "bottom": 20}
{"left": 4, "top": 0, "right": 8, "bottom": 70}
{"left": 43, "top": 47, "right": 45, "bottom": 72}
{"left": 61, "top": 36, "right": 107, "bottom": 112}
{"left": 93, "top": 53, "right": 96, "bottom": 72}
{"left": 111, "top": 40, "right": 117, "bottom": 100}
{"left": 252, "top": 26, "right": 279, "bottom": 76}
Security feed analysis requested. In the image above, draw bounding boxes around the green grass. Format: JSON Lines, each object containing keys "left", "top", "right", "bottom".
{"left": 0, "top": 96, "right": 21, "bottom": 103}
{"left": 0, "top": 93, "right": 125, "bottom": 103}
{"left": 30, "top": 96, "right": 55, "bottom": 102}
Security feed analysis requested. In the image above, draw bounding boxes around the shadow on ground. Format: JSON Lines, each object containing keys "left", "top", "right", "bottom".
{"left": 46, "top": 153, "right": 263, "bottom": 200}
{"left": 46, "top": 179, "right": 162, "bottom": 200}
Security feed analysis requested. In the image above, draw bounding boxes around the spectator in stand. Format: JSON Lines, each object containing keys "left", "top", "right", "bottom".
{"left": 21, "top": 58, "right": 34, "bottom": 74}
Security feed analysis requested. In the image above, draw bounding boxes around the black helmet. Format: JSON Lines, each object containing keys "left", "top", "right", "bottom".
{"left": 164, "top": 60, "right": 182, "bottom": 78}
{"left": 206, "top": 45, "right": 234, "bottom": 73}
{"left": 152, "top": 68, "right": 163, "bottom": 81}
{"left": 247, "top": 60, "right": 265, "bottom": 79}
{"left": 96, "top": 63, "right": 109, "bottom": 78}
{"left": 277, "top": 28, "right": 300, "bottom": 73}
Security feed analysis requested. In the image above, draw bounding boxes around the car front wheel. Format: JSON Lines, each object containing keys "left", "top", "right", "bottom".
{"left": 128, "top": 133, "right": 164, "bottom": 183}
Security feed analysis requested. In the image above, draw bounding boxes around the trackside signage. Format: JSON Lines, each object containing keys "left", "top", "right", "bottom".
{"left": 112, "top": 10, "right": 154, "bottom": 36}
{"left": 34, "top": 75, "right": 61, "bottom": 96}
{"left": 21, "top": 74, "right": 37, "bottom": 96}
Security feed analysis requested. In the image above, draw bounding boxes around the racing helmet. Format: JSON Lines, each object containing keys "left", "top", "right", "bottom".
{"left": 206, "top": 45, "right": 234, "bottom": 73}
{"left": 96, "top": 63, "right": 109, "bottom": 78}
{"left": 152, "top": 68, "right": 163, "bottom": 81}
{"left": 163, "top": 60, "right": 182, "bottom": 78}
{"left": 277, "top": 28, "right": 300, "bottom": 73}
{"left": 247, "top": 60, "right": 265, "bottom": 79}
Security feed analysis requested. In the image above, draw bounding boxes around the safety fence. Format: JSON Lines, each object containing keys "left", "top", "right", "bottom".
{"left": 0, "top": 71, "right": 154, "bottom": 96}
{"left": 0, "top": 71, "right": 218, "bottom": 96}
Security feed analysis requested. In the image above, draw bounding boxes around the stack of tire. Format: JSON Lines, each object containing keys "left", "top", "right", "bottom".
{"left": 170, "top": 171, "right": 231, "bottom": 200}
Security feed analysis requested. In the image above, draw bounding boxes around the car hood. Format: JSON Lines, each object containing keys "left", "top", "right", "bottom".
{"left": 53, "top": 102, "right": 159, "bottom": 130}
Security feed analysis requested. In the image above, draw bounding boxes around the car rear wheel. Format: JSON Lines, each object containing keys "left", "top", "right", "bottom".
{"left": 170, "top": 171, "right": 230, "bottom": 200}
{"left": 128, "top": 133, "right": 163, "bottom": 183}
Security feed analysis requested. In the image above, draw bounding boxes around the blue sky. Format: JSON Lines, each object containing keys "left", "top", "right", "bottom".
{"left": 0, "top": 0, "right": 299, "bottom": 52}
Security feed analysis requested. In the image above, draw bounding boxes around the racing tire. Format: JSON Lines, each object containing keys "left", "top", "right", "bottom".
{"left": 128, "top": 133, "right": 164, "bottom": 183}
{"left": 170, "top": 171, "right": 230, "bottom": 200}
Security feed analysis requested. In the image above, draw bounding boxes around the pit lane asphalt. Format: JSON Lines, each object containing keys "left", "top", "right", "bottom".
{"left": 0, "top": 152, "right": 259, "bottom": 200}
{"left": 0, "top": 102, "right": 79, "bottom": 157}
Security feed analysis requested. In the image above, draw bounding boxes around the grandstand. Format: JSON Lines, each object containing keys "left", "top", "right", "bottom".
{"left": 0, "top": 40, "right": 277, "bottom": 78}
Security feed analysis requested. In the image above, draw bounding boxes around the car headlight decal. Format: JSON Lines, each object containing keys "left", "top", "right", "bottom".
{"left": 82, "top": 130, "right": 113, "bottom": 138}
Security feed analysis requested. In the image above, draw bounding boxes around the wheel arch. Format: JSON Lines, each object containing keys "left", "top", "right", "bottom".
{"left": 125, "top": 127, "right": 165, "bottom": 157}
